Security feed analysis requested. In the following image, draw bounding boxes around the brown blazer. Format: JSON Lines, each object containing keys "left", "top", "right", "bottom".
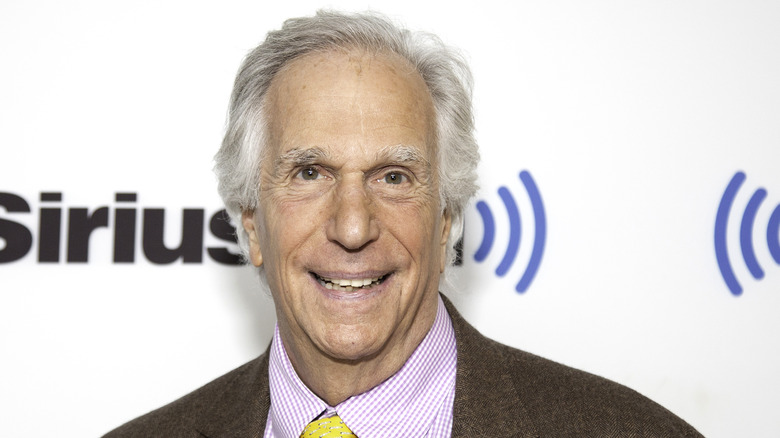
{"left": 104, "top": 296, "right": 702, "bottom": 437}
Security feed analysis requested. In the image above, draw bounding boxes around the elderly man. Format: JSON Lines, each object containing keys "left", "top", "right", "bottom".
{"left": 105, "top": 11, "right": 701, "bottom": 437}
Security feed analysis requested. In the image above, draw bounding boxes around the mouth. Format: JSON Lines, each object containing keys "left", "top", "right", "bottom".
{"left": 312, "top": 272, "right": 389, "bottom": 292}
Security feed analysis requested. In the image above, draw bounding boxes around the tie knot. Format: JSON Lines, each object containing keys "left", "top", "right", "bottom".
{"left": 300, "top": 414, "right": 357, "bottom": 438}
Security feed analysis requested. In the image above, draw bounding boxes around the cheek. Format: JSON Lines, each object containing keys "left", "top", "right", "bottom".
{"left": 383, "top": 201, "right": 442, "bottom": 256}
{"left": 261, "top": 194, "right": 328, "bottom": 260}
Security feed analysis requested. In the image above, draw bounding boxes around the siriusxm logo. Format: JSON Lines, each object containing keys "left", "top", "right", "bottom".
{"left": 473, "top": 170, "right": 546, "bottom": 293}
{"left": 715, "top": 171, "right": 780, "bottom": 296}
{"left": 0, "top": 191, "right": 242, "bottom": 265}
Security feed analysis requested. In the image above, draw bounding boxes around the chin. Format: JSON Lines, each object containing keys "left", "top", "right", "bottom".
{"left": 318, "top": 328, "right": 389, "bottom": 363}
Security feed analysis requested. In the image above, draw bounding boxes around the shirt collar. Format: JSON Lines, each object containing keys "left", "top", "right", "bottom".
{"left": 267, "top": 295, "right": 457, "bottom": 438}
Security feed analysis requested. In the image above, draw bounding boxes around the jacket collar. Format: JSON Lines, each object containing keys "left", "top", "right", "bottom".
{"left": 194, "top": 353, "right": 271, "bottom": 438}
{"left": 443, "top": 295, "right": 541, "bottom": 437}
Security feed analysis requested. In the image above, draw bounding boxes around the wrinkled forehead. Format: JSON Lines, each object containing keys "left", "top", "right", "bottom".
{"left": 262, "top": 49, "right": 437, "bottom": 157}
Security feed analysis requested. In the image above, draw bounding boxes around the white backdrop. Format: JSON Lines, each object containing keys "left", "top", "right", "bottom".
{"left": 2, "top": 1, "right": 779, "bottom": 437}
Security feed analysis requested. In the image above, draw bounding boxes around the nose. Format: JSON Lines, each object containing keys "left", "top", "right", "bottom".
{"left": 326, "top": 176, "right": 379, "bottom": 250}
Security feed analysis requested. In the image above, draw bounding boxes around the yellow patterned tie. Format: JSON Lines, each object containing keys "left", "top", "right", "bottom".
{"left": 299, "top": 414, "right": 358, "bottom": 438}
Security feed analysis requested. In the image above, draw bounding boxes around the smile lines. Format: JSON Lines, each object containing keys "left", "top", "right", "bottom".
{"left": 314, "top": 273, "right": 387, "bottom": 292}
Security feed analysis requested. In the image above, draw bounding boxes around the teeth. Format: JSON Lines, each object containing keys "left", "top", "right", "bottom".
{"left": 317, "top": 275, "right": 383, "bottom": 291}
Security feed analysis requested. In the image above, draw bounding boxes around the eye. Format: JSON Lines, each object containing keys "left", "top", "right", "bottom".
{"left": 382, "top": 171, "right": 407, "bottom": 185}
{"left": 298, "top": 167, "right": 320, "bottom": 181}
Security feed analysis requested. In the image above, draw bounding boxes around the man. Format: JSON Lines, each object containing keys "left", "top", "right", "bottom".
{"left": 105, "top": 11, "right": 702, "bottom": 437}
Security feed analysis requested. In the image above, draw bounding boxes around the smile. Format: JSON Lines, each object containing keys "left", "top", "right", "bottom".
{"left": 313, "top": 273, "right": 388, "bottom": 292}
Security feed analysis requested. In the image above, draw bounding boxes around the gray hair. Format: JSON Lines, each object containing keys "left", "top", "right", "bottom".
{"left": 214, "top": 10, "right": 479, "bottom": 269}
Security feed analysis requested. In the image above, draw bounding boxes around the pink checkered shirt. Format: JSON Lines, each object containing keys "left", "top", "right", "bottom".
{"left": 263, "top": 295, "right": 457, "bottom": 438}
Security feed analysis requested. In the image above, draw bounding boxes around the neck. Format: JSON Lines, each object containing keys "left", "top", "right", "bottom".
{"left": 280, "top": 299, "right": 438, "bottom": 406}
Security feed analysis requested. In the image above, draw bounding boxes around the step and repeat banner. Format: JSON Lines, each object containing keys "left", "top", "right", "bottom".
{"left": 2, "top": 1, "right": 778, "bottom": 436}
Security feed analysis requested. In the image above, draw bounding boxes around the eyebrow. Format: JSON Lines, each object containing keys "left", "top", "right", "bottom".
{"left": 377, "top": 144, "right": 431, "bottom": 170}
{"left": 273, "top": 147, "right": 330, "bottom": 169}
{"left": 272, "top": 144, "right": 431, "bottom": 172}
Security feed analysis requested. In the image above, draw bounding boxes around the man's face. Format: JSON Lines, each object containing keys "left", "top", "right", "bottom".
{"left": 242, "top": 50, "right": 451, "bottom": 367}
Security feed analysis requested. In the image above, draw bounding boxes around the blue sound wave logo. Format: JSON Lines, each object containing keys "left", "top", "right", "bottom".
{"left": 715, "top": 171, "right": 780, "bottom": 296}
{"left": 474, "top": 170, "right": 546, "bottom": 293}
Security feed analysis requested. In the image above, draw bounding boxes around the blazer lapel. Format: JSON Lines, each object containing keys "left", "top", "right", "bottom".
{"left": 443, "top": 295, "right": 542, "bottom": 437}
{"left": 195, "top": 353, "right": 272, "bottom": 438}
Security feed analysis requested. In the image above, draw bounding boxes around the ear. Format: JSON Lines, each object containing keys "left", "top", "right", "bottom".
{"left": 242, "top": 210, "right": 264, "bottom": 267}
{"left": 439, "top": 209, "right": 452, "bottom": 273}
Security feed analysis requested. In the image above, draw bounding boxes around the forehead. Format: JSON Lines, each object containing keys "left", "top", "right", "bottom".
{"left": 263, "top": 49, "right": 436, "bottom": 158}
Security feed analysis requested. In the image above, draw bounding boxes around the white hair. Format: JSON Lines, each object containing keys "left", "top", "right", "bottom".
{"left": 214, "top": 10, "right": 479, "bottom": 272}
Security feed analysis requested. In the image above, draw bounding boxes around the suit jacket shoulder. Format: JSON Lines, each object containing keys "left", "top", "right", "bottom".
{"left": 444, "top": 295, "right": 702, "bottom": 437}
{"left": 103, "top": 353, "right": 270, "bottom": 438}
